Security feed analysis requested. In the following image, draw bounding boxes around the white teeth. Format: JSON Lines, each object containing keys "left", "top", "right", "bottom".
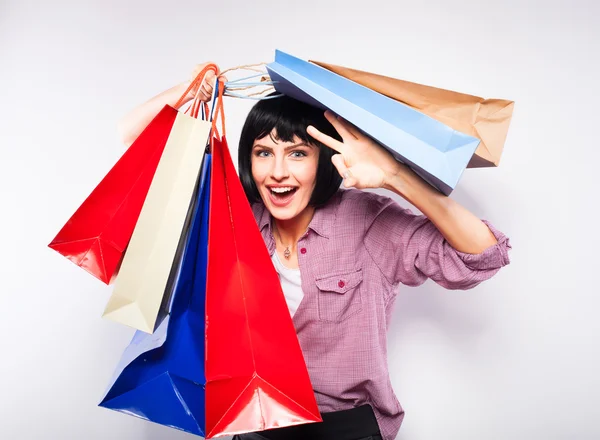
{"left": 270, "top": 187, "right": 294, "bottom": 194}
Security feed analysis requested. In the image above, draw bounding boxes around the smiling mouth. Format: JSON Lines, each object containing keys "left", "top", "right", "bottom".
{"left": 267, "top": 186, "right": 298, "bottom": 205}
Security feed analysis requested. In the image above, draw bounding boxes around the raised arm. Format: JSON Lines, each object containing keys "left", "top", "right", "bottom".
{"left": 307, "top": 111, "right": 511, "bottom": 289}
{"left": 118, "top": 62, "right": 222, "bottom": 147}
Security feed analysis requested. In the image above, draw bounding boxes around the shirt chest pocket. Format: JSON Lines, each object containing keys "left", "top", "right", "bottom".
{"left": 315, "top": 268, "right": 363, "bottom": 323}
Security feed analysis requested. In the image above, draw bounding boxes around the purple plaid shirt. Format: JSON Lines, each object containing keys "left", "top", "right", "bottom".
{"left": 252, "top": 188, "right": 511, "bottom": 440}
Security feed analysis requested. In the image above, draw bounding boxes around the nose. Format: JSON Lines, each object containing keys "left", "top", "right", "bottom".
{"left": 270, "top": 155, "right": 289, "bottom": 181}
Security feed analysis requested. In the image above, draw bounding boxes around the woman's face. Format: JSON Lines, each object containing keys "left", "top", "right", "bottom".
{"left": 251, "top": 130, "right": 319, "bottom": 221}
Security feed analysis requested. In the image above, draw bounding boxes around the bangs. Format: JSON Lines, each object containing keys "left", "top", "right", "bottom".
{"left": 244, "top": 95, "right": 322, "bottom": 145}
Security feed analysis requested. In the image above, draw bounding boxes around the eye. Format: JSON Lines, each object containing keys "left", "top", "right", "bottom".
{"left": 290, "top": 150, "right": 307, "bottom": 158}
{"left": 254, "top": 150, "right": 271, "bottom": 158}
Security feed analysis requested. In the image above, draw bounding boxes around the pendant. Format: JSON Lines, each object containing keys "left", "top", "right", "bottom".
{"left": 284, "top": 246, "right": 291, "bottom": 259}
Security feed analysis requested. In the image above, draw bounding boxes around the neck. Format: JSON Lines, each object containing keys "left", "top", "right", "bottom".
{"left": 273, "top": 206, "right": 315, "bottom": 247}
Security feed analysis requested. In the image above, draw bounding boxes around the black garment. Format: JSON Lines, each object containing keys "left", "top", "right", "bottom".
{"left": 231, "top": 404, "right": 382, "bottom": 440}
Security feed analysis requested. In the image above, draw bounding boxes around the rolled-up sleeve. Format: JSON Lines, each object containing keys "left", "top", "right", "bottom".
{"left": 362, "top": 193, "right": 512, "bottom": 290}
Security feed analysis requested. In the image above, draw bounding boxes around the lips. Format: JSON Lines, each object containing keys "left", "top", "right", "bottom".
{"left": 266, "top": 186, "right": 298, "bottom": 207}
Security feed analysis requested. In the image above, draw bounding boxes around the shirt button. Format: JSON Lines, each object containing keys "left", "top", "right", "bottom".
{"left": 338, "top": 280, "right": 345, "bottom": 288}
{"left": 300, "top": 248, "right": 307, "bottom": 254}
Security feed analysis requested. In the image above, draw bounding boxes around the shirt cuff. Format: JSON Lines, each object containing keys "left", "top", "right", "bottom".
{"left": 454, "top": 220, "right": 512, "bottom": 270}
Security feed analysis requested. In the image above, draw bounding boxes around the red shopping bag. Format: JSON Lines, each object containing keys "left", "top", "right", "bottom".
{"left": 204, "top": 84, "right": 321, "bottom": 437}
{"left": 48, "top": 65, "right": 218, "bottom": 284}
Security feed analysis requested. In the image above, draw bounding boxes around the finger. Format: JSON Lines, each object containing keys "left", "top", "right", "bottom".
{"left": 205, "top": 70, "right": 216, "bottom": 85}
{"left": 331, "top": 154, "right": 356, "bottom": 188}
{"left": 307, "top": 125, "right": 346, "bottom": 154}
{"left": 203, "top": 62, "right": 220, "bottom": 76}
{"left": 335, "top": 115, "right": 363, "bottom": 140}
{"left": 323, "top": 110, "right": 355, "bottom": 141}
{"left": 331, "top": 153, "right": 348, "bottom": 176}
{"left": 193, "top": 69, "right": 216, "bottom": 93}
{"left": 200, "top": 82, "right": 213, "bottom": 96}
{"left": 197, "top": 86, "right": 212, "bottom": 102}
{"left": 191, "top": 62, "right": 219, "bottom": 83}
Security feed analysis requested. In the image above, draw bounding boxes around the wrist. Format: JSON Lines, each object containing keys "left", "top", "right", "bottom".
{"left": 383, "top": 162, "right": 444, "bottom": 207}
{"left": 382, "top": 162, "right": 416, "bottom": 198}
{"left": 178, "top": 81, "right": 195, "bottom": 102}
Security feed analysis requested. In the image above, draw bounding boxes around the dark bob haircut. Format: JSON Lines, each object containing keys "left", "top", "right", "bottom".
{"left": 238, "top": 94, "right": 343, "bottom": 207}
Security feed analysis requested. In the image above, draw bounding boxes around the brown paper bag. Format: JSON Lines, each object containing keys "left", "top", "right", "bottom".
{"left": 310, "top": 60, "right": 514, "bottom": 168}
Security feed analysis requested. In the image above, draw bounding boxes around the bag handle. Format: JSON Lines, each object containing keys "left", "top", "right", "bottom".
{"left": 221, "top": 63, "right": 283, "bottom": 100}
{"left": 210, "top": 78, "right": 226, "bottom": 144}
{"left": 173, "top": 63, "right": 219, "bottom": 115}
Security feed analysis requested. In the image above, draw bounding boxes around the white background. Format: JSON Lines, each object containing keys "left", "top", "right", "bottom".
{"left": 1, "top": 0, "right": 599, "bottom": 439}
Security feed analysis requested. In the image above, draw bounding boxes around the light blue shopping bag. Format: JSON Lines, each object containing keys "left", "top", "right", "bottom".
{"left": 266, "top": 50, "right": 481, "bottom": 194}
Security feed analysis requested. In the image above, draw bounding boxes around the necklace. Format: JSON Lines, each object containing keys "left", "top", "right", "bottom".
{"left": 283, "top": 246, "right": 291, "bottom": 260}
{"left": 273, "top": 227, "right": 293, "bottom": 260}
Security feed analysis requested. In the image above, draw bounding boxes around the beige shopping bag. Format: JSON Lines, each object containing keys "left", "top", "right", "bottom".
{"left": 311, "top": 60, "right": 514, "bottom": 168}
{"left": 102, "top": 110, "right": 211, "bottom": 333}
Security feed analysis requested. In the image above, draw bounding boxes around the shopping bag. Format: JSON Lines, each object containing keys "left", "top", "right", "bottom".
{"left": 102, "top": 112, "right": 211, "bottom": 333}
{"left": 266, "top": 50, "right": 481, "bottom": 195}
{"left": 204, "top": 95, "right": 321, "bottom": 436}
{"left": 101, "top": 66, "right": 215, "bottom": 333}
{"left": 99, "top": 154, "right": 211, "bottom": 436}
{"left": 48, "top": 106, "right": 179, "bottom": 284}
{"left": 311, "top": 59, "right": 514, "bottom": 168}
{"left": 101, "top": 77, "right": 321, "bottom": 436}
{"left": 48, "top": 64, "right": 218, "bottom": 285}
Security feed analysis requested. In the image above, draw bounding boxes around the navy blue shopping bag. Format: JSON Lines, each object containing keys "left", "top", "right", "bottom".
{"left": 99, "top": 153, "right": 211, "bottom": 436}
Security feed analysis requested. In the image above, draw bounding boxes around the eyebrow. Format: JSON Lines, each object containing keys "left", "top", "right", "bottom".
{"left": 252, "top": 142, "right": 313, "bottom": 152}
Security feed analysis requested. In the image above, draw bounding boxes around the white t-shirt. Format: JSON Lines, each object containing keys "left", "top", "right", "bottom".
{"left": 271, "top": 252, "right": 304, "bottom": 317}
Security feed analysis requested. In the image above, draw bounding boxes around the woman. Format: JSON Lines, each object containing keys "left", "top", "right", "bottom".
{"left": 119, "top": 63, "right": 512, "bottom": 440}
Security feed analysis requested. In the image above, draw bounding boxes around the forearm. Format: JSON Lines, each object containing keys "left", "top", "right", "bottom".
{"left": 117, "top": 82, "right": 192, "bottom": 147}
{"left": 384, "top": 166, "right": 498, "bottom": 254}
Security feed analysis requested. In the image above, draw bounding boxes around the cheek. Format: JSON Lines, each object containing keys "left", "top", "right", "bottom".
{"left": 290, "top": 158, "right": 318, "bottom": 196}
{"left": 290, "top": 157, "right": 319, "bottom": 189}
{"left": 251, "top": 159, "right": 266, "bottom": 184}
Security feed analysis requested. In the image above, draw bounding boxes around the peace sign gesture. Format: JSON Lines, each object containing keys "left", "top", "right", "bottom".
{"left": 307, "top": 110, "right": 408, "bottom": 190}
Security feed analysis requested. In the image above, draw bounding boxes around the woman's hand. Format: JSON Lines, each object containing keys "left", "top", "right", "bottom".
{"left": 307, "top": 110, "right": 411, "bottom": 190}
{"left": 185, "top": 62, "right": 227, "bottom": 102}
{"left": 118, "top": 63, "right": 227, "bottom": 147}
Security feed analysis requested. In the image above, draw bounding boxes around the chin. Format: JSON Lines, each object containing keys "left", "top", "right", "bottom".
{"left": 268, "top": 206, "right": 301, "bottom": 221}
